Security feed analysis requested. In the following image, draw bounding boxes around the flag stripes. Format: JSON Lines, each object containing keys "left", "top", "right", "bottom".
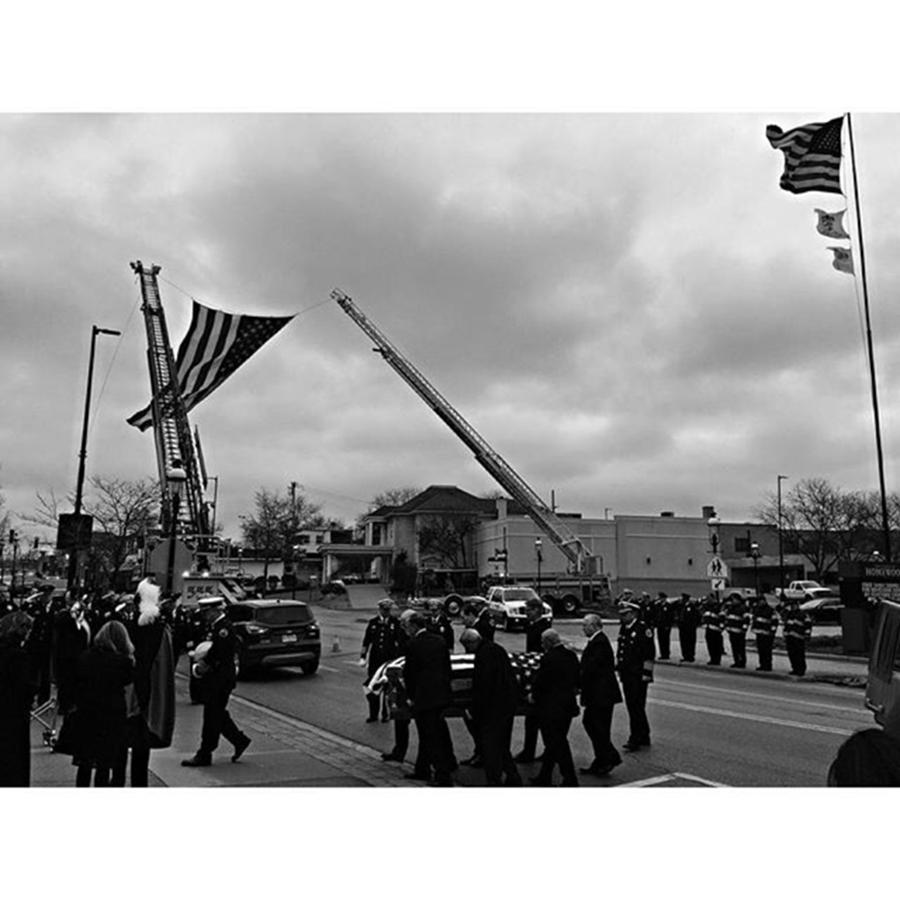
{"left": 766, "top": 117, "right": 844, "bottom": 195}
{"left": 128, "top": 301, "right": 293, "bottom": 431}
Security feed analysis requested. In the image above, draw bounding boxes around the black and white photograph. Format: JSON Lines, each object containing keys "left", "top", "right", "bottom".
{"left": 1, "top": 4, "right": 896, "bottom": 896}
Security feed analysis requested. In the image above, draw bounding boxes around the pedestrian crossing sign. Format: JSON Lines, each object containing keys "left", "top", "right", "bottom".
{"left": 707, "top": 556, "right": 728, "bottom": 578}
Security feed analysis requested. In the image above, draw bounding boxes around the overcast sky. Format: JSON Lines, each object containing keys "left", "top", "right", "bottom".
{"left": 4, "top": 110, "right": 900, "bottom": 539}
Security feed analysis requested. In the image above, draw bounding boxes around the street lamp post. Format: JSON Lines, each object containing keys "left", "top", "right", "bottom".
{"left": 750, "top": 541, "right": 761, "bottom": 597}
{"left": 67, "top": 324, "right": 121, "bottom": 591}
{"left": 777, "top": 475, "right": 787, "bottom": 599}
{"left": 535, "top": 537, "right": 543, "bottom": 594}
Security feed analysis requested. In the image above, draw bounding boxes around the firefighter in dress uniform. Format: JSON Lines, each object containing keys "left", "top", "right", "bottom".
{"left": 751, "top": 597, "right": 778, "bottom": 672}
{"left": 182, "top": 597, "right": 251, "bottom": 767}
{"left": 724, "top": 595, "right": 751, "bottom": 669}
{"left": 702, "top": 595, "right": 725, "bottom": 666}
{"left": 653, "top": 592, "right": 675, "bottom": 660}
{"left": 677, "top": 593, "right": 702, "bottom": 662}
{"left": 616, "top": 598, "right": 655, "bottom": 751}
{"left": 781, "top": 597, "right": 813, "bottom": 676}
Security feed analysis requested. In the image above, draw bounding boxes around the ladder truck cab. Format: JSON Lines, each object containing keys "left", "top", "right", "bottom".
{"left": 333, "top": 289, "right": 607, "bottom": 615}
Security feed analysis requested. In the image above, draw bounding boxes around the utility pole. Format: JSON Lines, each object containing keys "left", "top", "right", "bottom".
{"left": 290, "top": 481, "right": 298, "bottom": 600}
{"left": 777, "top": 475, "right": 787, "bottom": 598}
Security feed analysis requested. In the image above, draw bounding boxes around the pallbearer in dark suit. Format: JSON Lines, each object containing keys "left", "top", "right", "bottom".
{"left": 459, "top": 628, "right": 521, "bottom": 786}
{"left": 514, "top": 597, "right": 550, "bottom": 763}
{"left": 402, "top": 611, "right": 455, "bottom": 786}
{"left": 530, "top": 629, "right": 580, "bottom": 787}
{"left": 579, "top": 614, "right": 623, "bottom": 777}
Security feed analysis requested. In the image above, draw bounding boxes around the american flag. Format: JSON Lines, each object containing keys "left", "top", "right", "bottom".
{"left": 367, "top": 651, "right": 544, "bottom": 719}
{"left": 766, "top": 117, "right": 844, "bottom": 195}
{"left": 127, "top": 301, "right": 294, "bottom": 431}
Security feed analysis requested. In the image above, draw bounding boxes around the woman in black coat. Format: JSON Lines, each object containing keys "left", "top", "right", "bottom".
{"left": 0, "top": 611, "right": 38, "bottom": 787}
{"left": 73, "top": 620, "right": 135, "bottom": 787}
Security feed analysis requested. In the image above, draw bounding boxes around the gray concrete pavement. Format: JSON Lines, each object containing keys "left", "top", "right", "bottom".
{"left": 29, "top": 673, "right": 420, "bottom": 788}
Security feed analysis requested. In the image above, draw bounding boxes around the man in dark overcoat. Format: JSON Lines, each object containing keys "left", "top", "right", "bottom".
{"left": 460, "top": 628, "right": 522, "bottom": 786}
{"left": 402, "top": 610, "right": 455, "bottom": 786}
{"left": 514, "top": 597, "right": 550, "bottom": 763}
{"left": 616, "top": 598, "right": 655, "bottom": 752}
{"left": 530, "top": 629, "right": 580, "bottom": 787}
{"left": 579, "top": 613, "right": 623, "bottom": 776}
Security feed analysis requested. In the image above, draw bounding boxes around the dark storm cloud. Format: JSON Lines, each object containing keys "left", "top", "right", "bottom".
{"left": 4, "top": 112, "right": 900, "bottom": 534}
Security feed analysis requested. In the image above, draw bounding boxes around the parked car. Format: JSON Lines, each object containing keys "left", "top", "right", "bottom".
{"left": 485, "top": 586, "right": 553, "bottom": 631}
{"left": 226, "top": 599, "right": 321, "bottom": 675}
{"left": 799, "top": 595, "right": 844, "bottom": 623}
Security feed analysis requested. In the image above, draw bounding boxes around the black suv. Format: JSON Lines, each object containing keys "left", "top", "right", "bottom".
{"left": 226, "top": 599, "right": 321, "bottom": 675}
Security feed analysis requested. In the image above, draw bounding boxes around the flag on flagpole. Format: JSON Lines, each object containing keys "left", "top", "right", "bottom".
{"left": 814, "top": 208, "right": 850, "bottom": 239}
{"left": 128, "top": 301, "right": 294, "bottom": 431}
{"left": 828, "top": 246, "right": 854, "bottom": 275}
{"left": 766, "top": 117, "right": 844, "bottom": 194}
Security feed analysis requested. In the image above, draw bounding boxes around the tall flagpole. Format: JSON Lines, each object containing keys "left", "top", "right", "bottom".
{"left": 847, "top": 112, "right": 892, "bottom": 560}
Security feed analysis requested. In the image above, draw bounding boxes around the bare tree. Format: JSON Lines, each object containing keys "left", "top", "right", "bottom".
{"left": 417, "top": 514, "right": 480, "bottom": 569}
{"left": 754, "top": 477, "right": 888, "bottom": 576}
{"left": 240, "top": 486, "right": 324, "bottom": 588}
{"left": 369, "top": 486, "right": 422, "bottom": 509}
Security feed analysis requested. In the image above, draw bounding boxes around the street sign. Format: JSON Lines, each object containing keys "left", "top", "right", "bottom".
{"left": 707, "top": 556, "right": 728, "bottom": 579}
{"left": 711, "top": 577, "right": 726, "bottom": 592}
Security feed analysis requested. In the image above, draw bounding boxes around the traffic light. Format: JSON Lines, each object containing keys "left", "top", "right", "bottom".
{"left": 9, "top": 529, "right": 16, "bottom": 544}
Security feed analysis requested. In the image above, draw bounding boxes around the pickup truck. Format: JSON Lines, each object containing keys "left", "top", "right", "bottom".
{"left": 775, "top": 580, "right": 833, "bottom": 602}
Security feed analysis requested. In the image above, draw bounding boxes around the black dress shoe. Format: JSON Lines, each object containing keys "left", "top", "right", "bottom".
{"left": 561, "top": 779, "right": 579, "bottom": 787}
{"left": 461, "top": 755, "right": 483, "bottom": 767}
{"left": 623, "top": 742, "right": 645, "bottom": 753}
{"left": 513, "top": 752, "right": 535, "bottom": 763}
{"left": 403, "top": 771, "right": 429, "bottom": 781}
{"left": 181, "top": 754, "right": 212, "bottom": 767}
{"left": 365, "top": 716, "right": 378, "bottom": 723}
{"left": 529, "top": 776, "right": 551, "bottom": 786}
{"left": 579, "top": 766, "right": 600, "bottom": 776}
{"left": 231, "top": 734, "right": 252, "bottom": 762}
{"left": 381, "top": 752, "right": 404, "bottom": 762}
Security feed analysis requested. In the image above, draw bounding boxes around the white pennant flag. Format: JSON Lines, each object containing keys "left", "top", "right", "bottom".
{"left": 828, "top": 246, "right": 854, "bottom": 275}
{"left": 815, "top": 208, "right": 850, "bottom": 239}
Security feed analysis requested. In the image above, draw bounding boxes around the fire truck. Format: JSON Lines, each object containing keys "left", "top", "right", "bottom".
{"left": 130, "top": 261, "right": 227, "bottom": 603}
{"left": 333, "top": 289, "right": 610, "bottom": 614}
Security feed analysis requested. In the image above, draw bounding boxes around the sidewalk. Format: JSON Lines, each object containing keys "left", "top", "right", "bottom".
{"left": 30, "top": 676, "right": 419, "bottom": 788}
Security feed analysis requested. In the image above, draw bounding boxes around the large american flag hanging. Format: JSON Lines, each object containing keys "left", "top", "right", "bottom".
{"left": 127, "top": 301, "right": 294, "bottom": 431}
{"left": 765, "top": 116, "right": 844, "bottom": 195}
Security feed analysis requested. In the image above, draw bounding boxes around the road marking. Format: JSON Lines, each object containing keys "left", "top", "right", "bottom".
{"left": 616, "top": 771, "right": 729, "bottom": 788}
{"left": 656, "top": 678, "right": 870, "bottom": 715}
{"left": 650, "top": 698, "right": 855, "bottom": 736}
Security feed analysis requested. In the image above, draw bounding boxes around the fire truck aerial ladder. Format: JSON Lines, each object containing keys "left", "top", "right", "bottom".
{"left": 332, "top": 289, "right": 597, "bottom": 577}
{"left": 131, "top": 261, "right": 211, "bottom": 553}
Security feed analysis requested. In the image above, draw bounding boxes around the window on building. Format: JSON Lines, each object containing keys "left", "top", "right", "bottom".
{"left": 315, "top": 535, "right": 324, "bottom": 544}
{"left": 734, "top": 536, "right": 750, "bottom": 554}
{"left": 297, "top": 535, "right": 311, "bottom": 545}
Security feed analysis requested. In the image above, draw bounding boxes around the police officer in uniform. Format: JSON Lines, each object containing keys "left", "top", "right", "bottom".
{"left": 751, "top": 596, "right": 778, "bottom": 671}
{"left": 781, "top": 597, "right": 812, "bottom": 676}
{"left": 360, "top": 598, "right": 405, "bottom": 722}
{"left": 182, "top": 598, "right": 251, "bottom": 767}
{"left": 677, "top": 593, "right": 701, "bottom": 662}
{"left": 724, "top": 595, "right": 751, "bottom": 668}
{"left": 426, "top": 597, "right": 455, "bottom": 651}
{"left": 616, "top": 598, "right": 655, "bottom": 752}
{"left": 702, "top": 594, "right": 725, "bottom": 666}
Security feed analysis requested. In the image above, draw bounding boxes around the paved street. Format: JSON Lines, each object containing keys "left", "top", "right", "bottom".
{"left": 225, "top": 604, "right": 872, "bottom": 787}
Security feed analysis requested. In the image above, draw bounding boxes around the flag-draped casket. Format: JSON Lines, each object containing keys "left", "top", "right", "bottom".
{"left": 365, "top": 651, "right": 543, "bottom": 720}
